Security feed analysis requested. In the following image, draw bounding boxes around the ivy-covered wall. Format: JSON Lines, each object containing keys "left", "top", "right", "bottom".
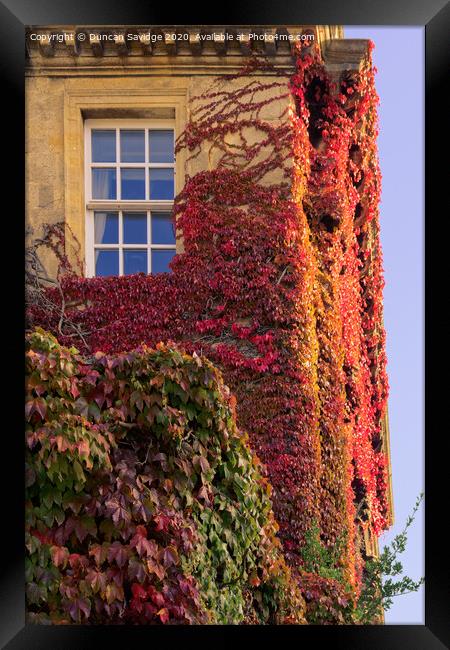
{"left": 27, "top": 39, "right": 390, "bottom": 622}
{"left": 26, "top": 329, "right": 306, "bottom": 624}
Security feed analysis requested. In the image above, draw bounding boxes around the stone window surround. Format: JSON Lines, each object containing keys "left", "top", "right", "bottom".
{"left": 63, "top": 87, "right": 187, "bottom": 274}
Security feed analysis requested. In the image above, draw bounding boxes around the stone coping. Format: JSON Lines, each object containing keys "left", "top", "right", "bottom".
{"left": 26, "top": 25, "right": 344, "bottom": 72}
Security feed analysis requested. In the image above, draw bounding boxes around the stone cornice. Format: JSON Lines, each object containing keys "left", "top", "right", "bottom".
{"left": 25, "top": 25, "right": 344, "bottom": 75}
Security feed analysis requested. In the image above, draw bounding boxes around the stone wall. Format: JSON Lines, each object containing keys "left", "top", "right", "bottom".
{"left": 25, "top": 25, "right": 342, "bottom": 274}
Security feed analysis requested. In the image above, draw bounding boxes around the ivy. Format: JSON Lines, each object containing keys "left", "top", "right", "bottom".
{"left": 27, "top": 40, "right": 390, "bottom": 623}
{"left": 26, "top": 329, "right": 305, "bottom": 625}
{"left": 299, "top": 521, "right": 348, "bottom": 583}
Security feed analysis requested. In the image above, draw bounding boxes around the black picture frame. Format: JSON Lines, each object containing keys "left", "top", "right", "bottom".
{"left": 1, "top": 0, "right": 447, "bottom": 647}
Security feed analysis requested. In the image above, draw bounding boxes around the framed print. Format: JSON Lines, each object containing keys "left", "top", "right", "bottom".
{"left": 0, "top": 0, "right": 447, "bottom": 647}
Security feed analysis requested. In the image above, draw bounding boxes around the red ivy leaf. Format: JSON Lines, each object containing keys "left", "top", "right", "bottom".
{"left": 107, "top": 542, "right": 129, "bottom": 569}
{"left": 25, "top": 398, "right": 47, "bottom": 421}
{"left": 50, "top": 545, "right": 69, "bottom": 569}
{"left": 68, "top": 598, "right": 91, "bottom": 622}
{"left": 148, "top": 586, "right": 165, "bottom": 608}
{"left": 157, "top": 607, "right": 169, "bottom": 624}
{"left": 86, "top": 569, "right": 107, "bottom": 595}
{"left": 128, "top": 558, "right": 147, "bottom": 583}
{"left": 131, "top": 583, "right": 147, "bottom": 600}
{"left": 153, "top": 513, "right": 170, "bottom": 532}
{"left": 162, "top": 546, "right": 179, "bottom": 568}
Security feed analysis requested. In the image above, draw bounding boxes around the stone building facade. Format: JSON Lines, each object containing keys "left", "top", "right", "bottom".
{"left": 26, "top": 26, "right": 342, "bottom": 273}
{"left": 25, "top": 24, "right": 393, "bottom": 607}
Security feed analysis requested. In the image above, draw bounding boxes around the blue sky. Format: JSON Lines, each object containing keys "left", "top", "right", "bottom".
{"left": 344, "top": 26, "right": 425, "bottom": 624}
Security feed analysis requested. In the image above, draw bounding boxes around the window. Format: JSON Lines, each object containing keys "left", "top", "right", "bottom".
{"left": 85, "top": 120, "right": 177, "bottom": 277}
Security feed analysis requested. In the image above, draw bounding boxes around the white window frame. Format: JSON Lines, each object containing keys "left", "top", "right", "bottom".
{"left": 84, "top": 119, "right": 177, "bottom": 277}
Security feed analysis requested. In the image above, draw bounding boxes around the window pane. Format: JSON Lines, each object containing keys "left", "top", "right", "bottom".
{"left": 151, "top": 249, "right": 176, "bottom": 274}
{"left": 151, "top": 213, "right": 175, "bottom": 244}
{"left": 124, "top": 249, "right": 147, "bottom": 275}
{"left": 120, "top": 130, "right": 145, "bottom": 162}
{"left": 149, "top": 130, "right": 174, "bottom": 163}
{"left": 92, "top": 130, "right": 116, "bottom": 162}
{"left": 92, "top": 168, "right": 117, "bottom": 199}
{"left": 149, "top": 168, "right": 174, "bottom": 199}
{"left": 123, "top": 213, "right": 147, "bottom": 244}
{"left": 121, "top": 168, "right": 145, "bottom": 200}
{"left": 95, "top": 250, "right": 119, "bottom": 276}
{"left": 94, "top": 212, "right": 118, "bottom": 244}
